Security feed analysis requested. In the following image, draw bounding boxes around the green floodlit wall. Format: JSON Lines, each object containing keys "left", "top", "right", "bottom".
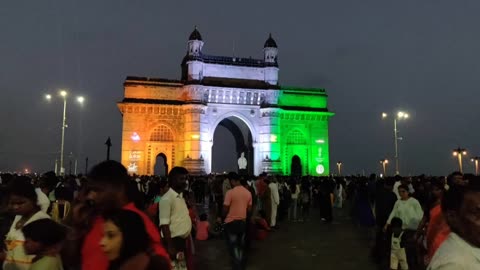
{"left": 276, "top": 87, "right": 333, "bottom": 176}
{"left": 278, "top": 87, "right": 327, "bottom": 108}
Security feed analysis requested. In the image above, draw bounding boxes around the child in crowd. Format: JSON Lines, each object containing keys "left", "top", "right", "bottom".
{"left": 196, "top": 213, "right": 210, "bottom": 241}
{"left": 254, "top": 210, "right": 271, "bottom": 241}
{"left": 390, "top": 217, "right": 408, "bottom": 270}
{"left": 22, "top": 219, "right": 67, "bottom": 270}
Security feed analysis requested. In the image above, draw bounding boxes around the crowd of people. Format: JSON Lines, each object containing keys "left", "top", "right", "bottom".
{"left": 1, "top": 163, "right": 480, "bottom": 270}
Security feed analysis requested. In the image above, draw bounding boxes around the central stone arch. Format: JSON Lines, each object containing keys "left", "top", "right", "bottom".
{"left": 208, "top": 110, "right": 259, "bottom": 175}
{"left": 211, "top": 116, "right": 254, "bottom": 175}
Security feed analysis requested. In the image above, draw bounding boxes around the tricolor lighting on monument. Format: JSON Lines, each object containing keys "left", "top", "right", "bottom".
{"left": 117, "top": 28, "right": 334, "bottom": 176}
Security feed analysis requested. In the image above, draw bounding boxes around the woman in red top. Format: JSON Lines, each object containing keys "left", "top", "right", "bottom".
{"left": 416, "top": 180, "right": 450, "bottom": 265}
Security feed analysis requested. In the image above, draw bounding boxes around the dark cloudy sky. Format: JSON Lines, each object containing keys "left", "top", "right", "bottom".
{"left": 1, "top": 0, "right": 479, "bottom": 176}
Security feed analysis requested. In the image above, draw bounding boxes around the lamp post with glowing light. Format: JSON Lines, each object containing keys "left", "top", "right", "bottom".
{"left": 452, "top": 148, "right": 467, "bottom": 174}
{"left": 471, "top": 156, "right": 479, "bottom": 176}
{"left": 380, "top": 159, "right": 389, "bottom": 176}
{"left": 45, "top": 90, "right": 85, "bottom": 175}
{"left": 382, "top": 111, "right": 409, "bottom": 175}
{"left": 336, "top": 161, "right": 342, "bottom": 176}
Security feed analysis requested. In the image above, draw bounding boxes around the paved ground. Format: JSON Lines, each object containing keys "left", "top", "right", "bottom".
{"left": 194, "top": 206, "right": 377, "bottom": 270}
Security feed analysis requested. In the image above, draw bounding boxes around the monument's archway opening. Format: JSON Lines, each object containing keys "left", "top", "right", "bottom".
{"left": 291, "top": 155, "right": 302, "bottom": 177}
{"left": 212, "top": 116, "right": 253, "bottom": 175}
{"left": 154, "top": 153, "right": 168, "bottom": 176}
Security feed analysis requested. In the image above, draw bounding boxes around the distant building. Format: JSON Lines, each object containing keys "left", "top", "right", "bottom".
{"left": 117, "top": 27, "right": 334, "bottom": 176}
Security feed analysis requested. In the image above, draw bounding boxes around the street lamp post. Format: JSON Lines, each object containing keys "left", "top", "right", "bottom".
{"left": 380, "top": 159, "right": 389, "bottom": 176}
{"left": 336, "top": 161, "right": 342, "bottom": 176}
{"left": 59, "top": 90, "right": 67, "bottom": 175}
{"left": 382, "top": 111, "right": 409, "bottom": 175}
{"left": 46, "top": 90, "right": 85, "bottom": 176}
{"left": 452, "top": 148, "right": 467, "bottom": 174}
{"left": 471, "top": 156, "right": 479, "bottom": 176}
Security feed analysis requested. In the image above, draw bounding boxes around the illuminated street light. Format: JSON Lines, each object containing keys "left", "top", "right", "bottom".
{"left": 453, "top": 147, "right": 467, "bottom": 173}
{"left": 44, "top": 90, "right": 85, "bottom": 175}
{"left": 381, "top": 111, "right": 410, "bottom": 175}
{"left": 380, "top": 159, "right": 389, "bottom": 176}
{"left": 471, "top": 156, "right": 479, "bottom": 176}
{"left": 336, "top": 161, "right": 342, "bottom": 176}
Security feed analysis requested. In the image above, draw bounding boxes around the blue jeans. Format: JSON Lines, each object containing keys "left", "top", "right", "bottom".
{"left": 224, "top": 220, "right": 247, "bottom": 270}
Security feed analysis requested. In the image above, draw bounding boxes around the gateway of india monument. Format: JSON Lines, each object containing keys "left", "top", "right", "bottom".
{"left": 117, "top": 27, "right": 334, "bottom": 176}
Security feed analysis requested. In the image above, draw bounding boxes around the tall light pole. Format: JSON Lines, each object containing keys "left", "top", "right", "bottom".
{"left": 59, "top": 90, "right": 67, "bottom": 175}
{"left": 336, "top": 161, "right": 342, "bottom": 176}
{"left": 45, "top": 90, "right": 85, "bottom": 176}
{"left": 452, "top": 148, "right": 467, "bottom": 174}
{"left": 471, "top": 156, "right": 479, "bottom": 176}
{"left": 382, "top": 111, "right": 409, "bottom": 175}
{"left": 380, "top": 159, "right": 389, "bottom": 176}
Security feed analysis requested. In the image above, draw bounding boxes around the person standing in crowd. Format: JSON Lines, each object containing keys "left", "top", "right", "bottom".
{"left": 223, "top": 175, "right": 232, "bottom": 198}
{"left": 255, "top": 173, "right": 268, "bottom": 211}
{"left": 22, "top": 219, "right": 66, "bottom": 270}
{"left": 416, "top": 179, "right": 450, "bottom": 265}
{"left": 386, "top": 184, "right": 424, "bottom": 269}
{"left": 158, "top": 167, "right": 192, "bottom": 269}
{"left": 446, "top": 171, "right": 467, "bottom": 189}
{"left": 50, "top": 186, "right": 71, "bottom": 223}
{"left": 299, "top": 177, "right": 311, "bottom": 222}
{"left": 2, "top": 177, "right": 51, "bottom": 270}
{"left": 195, "top": 213, "right": 211, "bottom": 241}
{"left": 428, "top": 184, "right": 480, "bottom": 269}
{"left": 372, "top": 178, "right": 398, "bottom": 264}
{"left": 319, "top": 178, "right": 334, "bottom": 223}
{"left": 223, "top": 172, "right": 252, "bottom": 270}
{"left": 288, "top": 177, "right": 300, "bottom": 222}
{"left": 333, "top": 178, "right": 346, "bottom": 209}
{"left": 390, "top": 217, "right": 409, "bottom": 270}
{"left": 268, "top": 177, "right": 280, "bottom": 228}
{"left": 101, "top": 209, "right": 170, "bottom": 270}
{"left": 35, "top": 183, "right": 51, "bottom": 214}
{"left": 67, "top": 160, "right": 169, "bottom": 270}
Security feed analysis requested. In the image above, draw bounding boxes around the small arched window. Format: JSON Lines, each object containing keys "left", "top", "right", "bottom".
{"left": 150, "top": 125, "right": 174, "bottom": 142}
{"left": 287, "top": 130, "right": 306, "bottom": 145}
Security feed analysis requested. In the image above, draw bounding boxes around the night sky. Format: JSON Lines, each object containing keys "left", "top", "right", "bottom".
{"left": 1, "top": 0, "right": 479, "bottom": 176}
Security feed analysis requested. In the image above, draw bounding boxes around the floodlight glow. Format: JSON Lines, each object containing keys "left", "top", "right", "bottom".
{"left": 382, "top": 113, "right": 388, "bottom": 118}
{"left": 77, "top": 96, "right": 85, "bottom": 104}
{"left": 60, "top": 90, "right": 67, "bottom": 97}
{"left": 397, "top": 112, "right": 405, "bottom": 118}
{"left": 131, "top": 132, "right": 140, "bottom": 142}
{"left": 270, "top": 134, "right": 277, "bottom": 142}
{"left": 45, "top": 94, "right": 52, "bottom": 100}
{"left": 191, "top": 134, "right": 200, "bottom": 139}
{"left": 453, "top": 151, "right": 458, "bottom": 156}
{"left": 463, "top": 151, "right": 467, "bottom": 155}
{"left": 404, "top": 113, "right": 409, "bottom": 119}
{"left": 316, "top": 139, "right": 325, "bottom": 144}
